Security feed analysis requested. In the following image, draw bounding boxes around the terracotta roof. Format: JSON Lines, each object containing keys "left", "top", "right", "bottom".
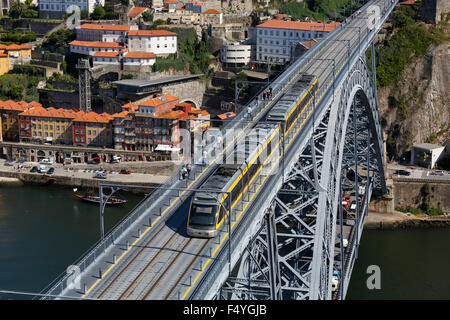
{"left": 128, "top": 7, "right": 148, "bottom": 18}
{"left": 396, "top": 0, "right": 415, "bottom": 6}
{"left": 72, "top": 111, "right": 113, "bottom": 123}
{"left": 124, "top": 52, "right": 155, "bottom": 59}
{"left": 0, "top": 53, "right": 7, "bottom": 58}
{"left": 176, "top": 5, "right": 185, "bottom": 9}
{"left": 139, "top": 94, "right": 178, "bottom": 107}
{"left": 29, "top": 101, "right": 42, "bottom": 108}
{"left": 93, "top": 51, "right": 120, "bottom": 58}
{"left": 112, "top": 110, "right": 129, "bottom": 118}
{"left": 194, "top": 3, "right": 204, "bottom": 5}
{"left": 69, "top": 41, "right": 124, "bottom": 48}
{"left": 157, "top": 110, "right": 185, "bottom": 119}
{"left": 19, "top": 106, "right": 77, "bottom": 119}
{"left": 78, "top": 24, "right": 131, "bottom": 31}
{"left": 127, "top": 30, "right": 177, "bottom": 37}
{"left": 203, "top": 9, "right": 222, "bottom": 14}
{"left": 257, "top": 20, "right": 340, "bottom": 32}
{"left": 0, "top": 100, "right": 31, "bottom": 112}
{"left": 121, "top": 102, "right": 139, "bottom": 112}
{"left": 164, "top": 0, "right": 178, "bottom": 3}
{"left": 5, "top": 44, "right": 30, "bottom": 50}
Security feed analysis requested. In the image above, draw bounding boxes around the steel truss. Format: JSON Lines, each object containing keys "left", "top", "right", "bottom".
{"left": 220, "top": 56, "right": 386, "bottom": 300}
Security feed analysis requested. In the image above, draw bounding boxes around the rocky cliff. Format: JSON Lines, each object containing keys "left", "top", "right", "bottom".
{"left": 378, "top": 41, "right": 449, "bottom": 160}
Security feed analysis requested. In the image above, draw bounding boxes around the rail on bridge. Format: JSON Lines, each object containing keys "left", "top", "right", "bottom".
{"left": 38, "top": 0, "right": 395, "bottom": 301}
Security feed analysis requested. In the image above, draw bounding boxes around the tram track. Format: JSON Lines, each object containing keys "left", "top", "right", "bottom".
{"left": 85, "top": 8, "right": 375, "bottom": 300}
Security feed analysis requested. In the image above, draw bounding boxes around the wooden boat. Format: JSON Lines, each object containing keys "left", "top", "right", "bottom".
{"left": 72, "top": 188, "right": 127, "bottom": 206}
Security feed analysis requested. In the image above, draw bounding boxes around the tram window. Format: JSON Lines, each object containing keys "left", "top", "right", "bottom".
{"left": 190, "top": 205, "right": 217, "bottom": 226}
{"left": 218, "top": 206, "right": 225, "bottom": 223}
{"left": 242, "top": 170, "right": 249, "bottom": 187}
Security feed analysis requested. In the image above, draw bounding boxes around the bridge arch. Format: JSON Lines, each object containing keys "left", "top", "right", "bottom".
{"left": 223, "top": 57, "right": 388, "bottom": 301}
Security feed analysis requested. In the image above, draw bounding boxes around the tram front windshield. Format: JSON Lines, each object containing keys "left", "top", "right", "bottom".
{"left": 189, "top": 204, "right": 218, "bottom": 226}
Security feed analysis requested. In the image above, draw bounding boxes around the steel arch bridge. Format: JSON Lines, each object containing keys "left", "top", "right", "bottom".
{"left": 39, "top": 0, "right": 396, "bottom": 301}
{"left": 218, "top": 57, "right": 387, "bottom": 300}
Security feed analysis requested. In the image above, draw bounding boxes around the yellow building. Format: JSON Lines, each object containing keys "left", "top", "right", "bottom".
{"left": 0, "top": 44, "right": 32, "bottom": 71}
{"left": 0, "top": 53, "right": 11, "bottom": 75}
{"left": 0, "top": 100, "right": 34, "bottom": 141}
{"left": 72, "top": 112, "right": 114, "bottom": 147}
{"left": 18, "top": 106, "right": 76, "bottom": 144}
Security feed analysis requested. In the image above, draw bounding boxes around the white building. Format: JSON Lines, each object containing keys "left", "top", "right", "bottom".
{"left": 127, "top": 30, "right": 177, "bottom": 56}
{"left": 93, "top": 50, "right": 156, "bottom": 67}
{"left": 256, "top": 20, "right": 339, "bottom": 64}
{"left": 39, "top": 0, "right": 105, "bottom": 19}
{"left": 76, "top": 24, "right": 137, "bottom": 44}
{"left": 69, "top": 40, "right": 124, "bottom": 55}
{"left": 411, "top": 143, "right": 446, "bottom": 169}
{"left": 220, "top": 42, "right": 251, "bottom": 67}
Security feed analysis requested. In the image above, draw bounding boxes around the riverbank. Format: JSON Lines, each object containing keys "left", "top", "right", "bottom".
{"left": 365, "top": 210, "right": 450, "bottom": 230}
{"left": 0, "top": 160, "right": 176, "bottom": 191}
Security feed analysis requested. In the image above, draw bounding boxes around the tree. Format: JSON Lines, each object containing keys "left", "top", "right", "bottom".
{"left": 153, "top": 19, "right": 167, "bottom": 26}
{"left": 92, "top": 6, "right": 106, "bottom": 20}
{"left": 8, "top": 84, "right": 24, "bottom": 99}
{"left": 142, "top": 12, "right": 153, "bottom": 22}
{"left": 80, "top": 9, "right": 89, "bottom": 20}
{"left": 9, "top": 0, "right": 26, "bottom": 19}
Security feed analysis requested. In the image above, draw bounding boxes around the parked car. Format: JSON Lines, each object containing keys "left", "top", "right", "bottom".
{"left": 110, "top": 156, "right": 121, "bottom": 163}
{"left": 30, "top": 166, "right": 38, "bottom": 173}
{"left": 46, "top": 167, "right": 55, "bottom": 175}
{"left": 119, "top": 169, "right": 131, "bottom": 174}
{"left": 4, "top": 161, "right": 14, "bottom": 166}
{"left": 394, "top": 169, "right": 410, "bottom": 176}
{"left": 40, "top": 158, "right": 53, "bottom": 165}
{"left": 93, "top": 172, "right": 107, "bottom": 179}
{"left": 431, "top": 170, "right": 444, "bottom": 176}
{"left": 39, "top": 165, "right": 46, "bottom": 173}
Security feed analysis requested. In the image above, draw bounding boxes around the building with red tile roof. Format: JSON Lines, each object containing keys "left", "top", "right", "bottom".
{"left": 0, "top": 100, "right": 38, "bottom": 141}
{"left": 257, "top": 19, "right": 340, "bottom": 32}
{"left": 128, "top": 7, "right": 149, "bottom": 18}
{"left": 202, "top": 8, "right": 223, "bottom": 24}
{"left": 128, "top": 30, "right": 177, "bottom": 57}
{"left": 70, "top": 40, "right": 124, "bottom": 55}
{"left": 76, "top": 23, "right": 137, "bottom": 43}
{"left": 111, "top": 95, "right": 210, "bottom": 152}
{"left": 18, "top": 106, "right": 77, "bottom": 143}
{"left": 256, "top": 19, "right": 339, "bottom": 64}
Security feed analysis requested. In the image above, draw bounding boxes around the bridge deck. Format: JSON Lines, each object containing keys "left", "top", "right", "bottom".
{"left": 43, "top": 0, "right": 394, "bottom": 300}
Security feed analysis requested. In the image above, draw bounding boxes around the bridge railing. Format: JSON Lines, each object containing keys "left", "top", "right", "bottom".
{"left": 39, "top": 0, "right": 394, "bottom": 299}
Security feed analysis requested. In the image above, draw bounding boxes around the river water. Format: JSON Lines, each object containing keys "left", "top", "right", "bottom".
{"left": 0, "top": 186, "right": 449, "bottom": 299}
{"left": 0, "top": 184, "right": 144, "bottom": 299}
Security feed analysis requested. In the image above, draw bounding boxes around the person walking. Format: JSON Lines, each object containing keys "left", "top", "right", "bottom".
{"left": 263, "top": 91, "right": 266, "bottom": 101}
{"left": 186, "top": 163, "right": 192, "bottom": 178}
{"left": 202, "top": 150, "right": 208, "bottom": 166}
{"left": 180, "top": 166, "right": 185, "bottom": 180}
{"left": 247, "top": 105, "right": 252, "bottom": 118}
{"left": 269, "top": 86, "right": 273, "bottom": 99}
{"left": 182, "top": 165, "right": 187, "bottom": 180}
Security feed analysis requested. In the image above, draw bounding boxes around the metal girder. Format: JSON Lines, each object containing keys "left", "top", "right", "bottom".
{"left": 221, "top": 52, "right": 386, "bottom": 300}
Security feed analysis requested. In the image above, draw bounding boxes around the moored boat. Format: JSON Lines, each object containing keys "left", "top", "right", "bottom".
{"left": 72, "top": 188, "right": 127, "bottom": 206}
